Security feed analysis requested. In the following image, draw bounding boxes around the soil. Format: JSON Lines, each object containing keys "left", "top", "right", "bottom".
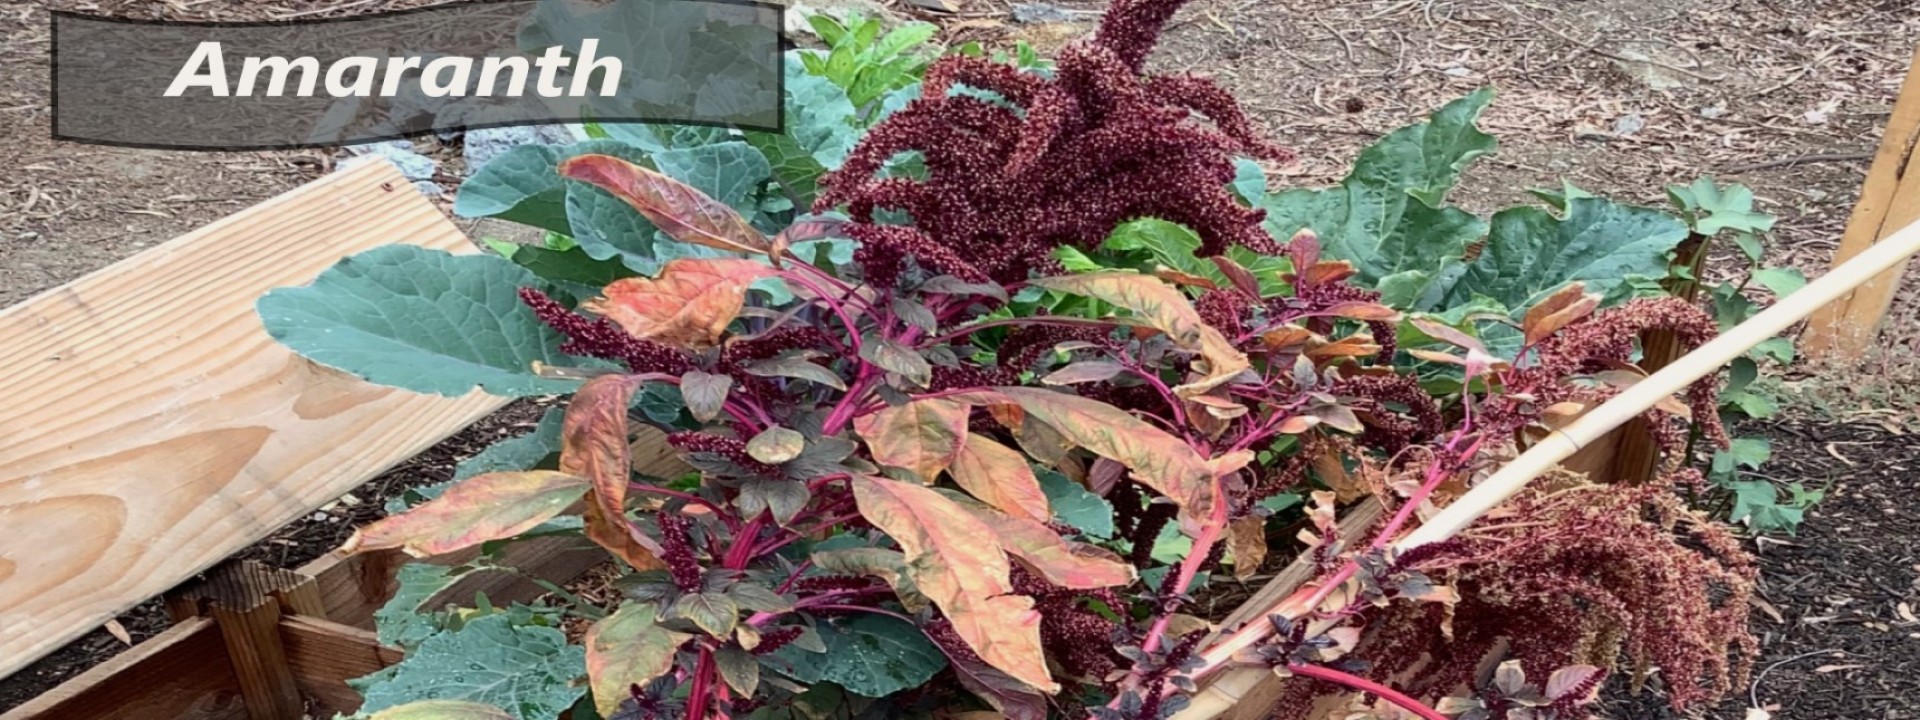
{"left": 2, "top": 0, "right": 1919, "bottom": 717}
{"left": 1597, "top": 416, "right": 1920, "bottom": 720}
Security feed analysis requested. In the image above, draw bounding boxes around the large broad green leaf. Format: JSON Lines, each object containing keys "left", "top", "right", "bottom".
{"left": 768, "top": 614, "right": 947, "bottom": 697}
{"left": 566, "top": 142, "right": 773, "bottom": 274}
{"left": 743, "top": 57, "right": 859, "bottom": 205}
{"left": 1260, "top": 88, "right": 1496, "bottom": 287}
{"left": 257, "top": 245, "right": 596, "bottom": 397}
{"left": 454, "top": 140, "right": 656, "bottom": 235}
{"left": 353, "top": 613, "right": 586, "bottom": 720}
{"left": 1433, "top": 197, "right": 1689, "bottom": 310}
{"left": 1038, "top": 468, "right": 1113, "bottom": 540}
{"left": 1100, "top": 218, "right": 1290, "bottom": 294}
{"left": 372, "top": 563, "right": 467, "bottom": 650}
{"left": 455, "top": 406, "right": 566, "bottom": 481}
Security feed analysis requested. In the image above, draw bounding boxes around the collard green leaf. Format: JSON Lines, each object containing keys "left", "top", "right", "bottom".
{"left": 354, "top": 613, "right": 586, "bottom": 720}
{"left": 257, "top": 246, "right": 595, "bottom": 397}
{"left": 373, "top": 563, "right": 467, "bottom": 650}
{"left": 455, "top": 406, "right": 566, "bottom": 482}
{"left": 368, "top": 700, "right": 516, "bottom": 720}
{"left": 768, "top": 614, "right": 947, "bottom": 697}
{"left": 1434, "top": 197, "right": 1689, "bottom": 310}
{"left": 1262, "top": 89, "right": 1495, "bottom": 287}
{"left": 1039, "top": 468, "right": 1114, "bottom": 540}
{"left": 743, "top": 59, "right": 858, "bottom": 204}
{"left": 454, "top": 140, "right": 656, "bottom": 235}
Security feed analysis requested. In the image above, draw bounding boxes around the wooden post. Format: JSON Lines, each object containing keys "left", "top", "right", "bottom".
{"left": 1801, "top": 44, "right": 1920, "bottom": 361}
{"left": 1609, "top": 233, "right": 1710, "bottom": 484}
{"left": 166, "top": 561, "right": 322, "bottom": 720}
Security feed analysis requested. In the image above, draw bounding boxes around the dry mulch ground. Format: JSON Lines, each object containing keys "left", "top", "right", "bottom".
{"left": 4, "top": 0, "right": 1920, "bottom": 717}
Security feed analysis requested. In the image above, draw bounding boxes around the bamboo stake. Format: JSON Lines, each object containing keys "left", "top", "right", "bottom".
{"left": 1175, "top": 219, "right": 1920, "bottom": 720}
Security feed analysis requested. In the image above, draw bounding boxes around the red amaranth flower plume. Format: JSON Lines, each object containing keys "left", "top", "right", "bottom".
{"left": 519, "top": 287, "right": 693, "bottom": 374}
{"left": 816, "top": 0, "right": 1293, "bottom": 287}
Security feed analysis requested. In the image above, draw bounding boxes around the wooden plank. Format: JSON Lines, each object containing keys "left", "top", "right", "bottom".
{"left": 0, "top": 160, "right": 507, "bottom": 677}
{"left": 280, "top": 615, "right": 405, "bottom": 718}
{"left": 1802, "top": 44, "right": 1920, "bottom": 360}
{"left": 1609, "top": 233, "right": 1709, "bottom": 485}
{"left": 0, "top": 617, "right": 247, "bottom": 720}
{"left": 1201, "top": 499, "right": 1385, "bottom": 720}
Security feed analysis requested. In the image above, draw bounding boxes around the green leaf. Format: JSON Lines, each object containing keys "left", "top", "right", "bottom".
{"left": 1752, "top": 267, "right": 1807, "bottom": 298}
{"left": 1729, "top": 437, "right": 1772, "bottom": 469}
{"left": 1231, "top": 157, "right": 1267, "bottom": 205}
{"left": 1672, "top": 178, "right": 1776, "bottom": 236}
{"left": 1038, "top": 468, "right": 1113, "bottom": 540}
{"left": 503, "top": 244, "right": 636, "bottom": 303}
{"left": 455, "top": 406, "right": 565, "bottom": 482}
{"left": 257, "top": 246, "right": 598, "bottom": 397}
{"left": 744, "top": 60, "right": 858, "bottom": 205}
{"left": 454, "top": 140, "right": 656, "bottom": 235}
{"left": 739, "top": 478, "right": 811, "bottom": 525}
{"left": 873, "top": 23, "right": 938, "bottom": 61}
{"left": 354, "top": 614, "right": 586, "bottom": 720}
{"left": 860, "top": 335, "right": 933, "bottom": 388}
{"left": 671, "top": 591, "right": 740, "bottom": 637}
{"left": 372, "top": 563, "right": 469, "bottom": 650}
{"left": 768, "top": 614, "right": 947, "bottom": 697}
{"left": 1751, "top": 336, "right": 1796, "bottom": 364}
{"left": 1262, "top": 89, "right": 1496, "bottom": 289}
{"left": 1433, "top": 197, "right": 1689, "bottom": 310}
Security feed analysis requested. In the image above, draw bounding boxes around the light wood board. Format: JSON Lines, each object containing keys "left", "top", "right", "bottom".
{"left": 0, "top": 160, "right": 506, "bottom": 677}
{"left": 1802, "top": 44, "right": 1920, "bottom": 360}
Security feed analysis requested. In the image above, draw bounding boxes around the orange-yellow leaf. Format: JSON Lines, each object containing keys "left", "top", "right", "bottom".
{"left": 584, "top": 258, "right": 777, "bottom": 349}
{"left": 1026, "top": 273, "right": 1249, "bottom": 397}
{"left": 343, "top": 471, "right": 589, "bottom": 557}
{"left": 564, "top": 373, "right": 666, "bottom": 570}
{"left": 951, "top": 388, "right": 1217, "bottom": 528}
{"left": 850, "top": 476, "right": 1057, "bottom": 692}
{"left": 854, "top": 398, "right": 971, "bottom": 483}
{"left": 558, "top": 154, "right": 771, "bottom": 256}
{"left": 949, "top": 435, "right": 1051, "bottom": 523}
{"left": 962, "top": 504, "right": 1134, "bottom": 589}
{"left": 368, "top": 701, "right": 516, "bottom": 720}
{"left": 1321, "top": 301, "right": 1402, "bottom": 322}
{"left": 1153, "top": 266, "right": 1219, "bottom": 290}
{"left": 1409, "top": 317, "right": 1488, "bottom": 355}
{"left": 1261, "top": 325, "right": 1316, "bottom": 353}
{"left": 1523, "top": 283, "right": 1602, "bottom": 346}
{"left": 585, "top": 604, "right": 691, "bottom": 716}
{"left": 1307, "top": 333, "right": 1381, "bottom": 365}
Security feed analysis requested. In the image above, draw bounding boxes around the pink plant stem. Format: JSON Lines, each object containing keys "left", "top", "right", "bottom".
{"left": 1140, "top": 518, "right": 1223, "bottom": 654}
{"left": 1285, "top": 663, "right": 1448, "bottom": 720}
{"left": 687, "top": 646, "right": 715, "bottom": 719}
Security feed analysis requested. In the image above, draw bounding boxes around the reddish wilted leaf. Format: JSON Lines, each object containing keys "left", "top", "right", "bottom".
{"left": 1286, "top": 229, "right": 1322, "bottom": 271}
{"left": 1027, "top": 273, "right": 1249, "bottom": 397}
{"left": 1409, "top": 317, "right": 1488, "bottom": 355}
{"left": 1225, "top": 515, "right": 1268, "bottom": 580}
{"left": 1320, "top": 301, "right": 1402, "bottom": 322}
{"left": 850, "top": 476, "right": 1057, "bottom": 692}
{"left": 584, "top": 258, "right": 776, "bottom": 349}
{"left": 1261, "top": 325, "right": 1316, "bottom": 353}
{"left": 949, "top": 435, "right": 1051, "bottom": 523}
{"left": 1209, "top": 255, "right": 1262, "bottom": 298}
{"left": 1153, "top": 266, "right": 1219, "bottom": 290}
{"left": 342, "top": 471, "right": 589, "bottom": 557}
{"left": 770, "top": 217, "right": 849, "bottom": 261}
{"left": 1523, "top": 283, "right": 1602, "bottom": 346}
{"left": 963, "top": 504, "right": 1133, "bottom": 589}
{"left": 1306, "top": 333, "right": 1382, "bottom": 365}
{"left": 854, "top": 398, "right": 971, "bottom": 483}
{"left": 558, "top": 154, "right": 770, "bottom": 256}
{"left": 564, "top": 373, "right": 666, "bottom": 570}
{"left": 585, "top": 604, "right": 691, "bottom": 716}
